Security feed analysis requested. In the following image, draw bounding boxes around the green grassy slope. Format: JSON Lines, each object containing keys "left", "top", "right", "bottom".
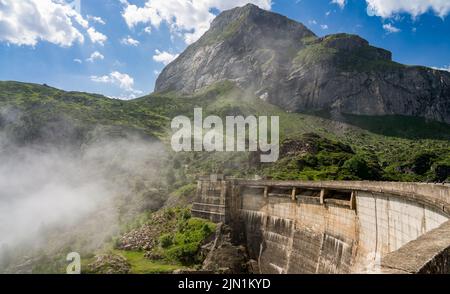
{"left": 0, "top": 80, "right": 449, "bottom": 182}
{"left": 0, "top": 81, "right": 168, "bottom": 143}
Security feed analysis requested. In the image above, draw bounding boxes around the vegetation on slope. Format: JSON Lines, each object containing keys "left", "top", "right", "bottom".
{"left": 136, "top": 82, "right": 449, "bottom": 183}
{"left": 295, "top": 33, "right": 404, "bottom": 72}
{"left": 1, "top": 78, "right": 449, "bottom": 273}
{"left": 1, "top": 80, "right": 448, "bottom": 184}
{"left": 79, "top": 208, "right": 215, "bottom": 274}
{"left": 0, "top": 81, "right": 168, "bottom": 144}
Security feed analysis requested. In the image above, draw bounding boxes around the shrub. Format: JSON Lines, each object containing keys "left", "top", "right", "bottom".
{"left": 411, "top": 152, "right": 436, "bottom": 175}
{"left": 162, "top": 218, "right": 215, "bottom": 265}
{"left": 159, "top": 234, "right": 173, "bottom": 248}
{"left": 165, "top": 242, "right": 200, "bottom": 264}
{"left": 342, "top": 154, "right": 381, "bottom": 180}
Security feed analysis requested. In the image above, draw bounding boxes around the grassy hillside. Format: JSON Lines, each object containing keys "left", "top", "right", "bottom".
{"left": 134, "top": 82, "right": 450, "bottom": 182}
{"left": 0, "top": 81, "right": 168, "bottom": 144}
{"left": 0, "top": 80, "right": 449, "bottom": 183}
{"left": 1, "top": 80, "right": 449, "bottom": 273}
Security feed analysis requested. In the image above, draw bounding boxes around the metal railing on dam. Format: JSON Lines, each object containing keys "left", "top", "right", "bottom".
{"left": 192, "top": 175, "right": 450, "bottom": 274}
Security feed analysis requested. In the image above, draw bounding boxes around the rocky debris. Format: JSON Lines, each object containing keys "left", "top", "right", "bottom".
{"left": 117, "top": 224, "right": 158, "bottom": 252}
{"left": 155, "top": 4, "right": 450, "bottom": 124}
{"left": 201, "top": 224, "right": 250, "bottom": 274}
{"left": 116, "top": 210, "right": 178, "bottom": 252}
{"left": 280, "top": 135, "right": 321, "bottom": 157}
{"left": 87, "top": 254, "right": 131, "bottom": 274}
{"left": 144, "top": 250, "right": 164, "bottom": 260}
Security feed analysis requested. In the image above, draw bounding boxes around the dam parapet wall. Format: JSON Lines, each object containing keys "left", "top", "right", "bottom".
{"left": 192, "top": 176, "right": 450, "bottom": 274}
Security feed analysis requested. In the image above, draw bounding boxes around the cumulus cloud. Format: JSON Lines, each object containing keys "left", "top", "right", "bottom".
{"left": 90, "top": 71, "right": 143, "bottom": 99}
{"left": 87, "top": 15, "right": 106, "bottom": 25}
{"left": 153, "top": 49, "right": 179, "bottom": 65}
{"left": 121, "top": 36, "right": 140, "bottom": 46}
{"left": 73, "top": 58, "right": 82, "bottom": 64}
{"left": 366, "top": 0, "right": 450, "bottom": 18}
{"left": 331, "top": 0, "right": 346, "bottom": 9}
{"left": 0, "top": 0, "right": 108, "bottom": 47}
{"left": 119, "top": 0, "right": 272, "bottom": 44}
{"left": 0, "top": 0, "right": 85, "bottom": 46}
{"left": 382, "top": 23, "right": 401, "bottom": 33}
{"left": 91, "top": 71, "right": 134, "bottom": 91}
{"left": 321, "top": 24, "right": 329, "bottom": 30}
{"left": 329, "top": 0, "right": 450, "bottom": 18}
{"left": 86, "top": 51, "right": 104, "bottom": 63}
{"left": 87, "top": 27, "right": 107, "bottom": 46}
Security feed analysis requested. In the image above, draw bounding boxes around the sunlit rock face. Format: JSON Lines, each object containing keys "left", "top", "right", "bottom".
{"left": 156, "top": 4, "right": 450, "bottom": 124}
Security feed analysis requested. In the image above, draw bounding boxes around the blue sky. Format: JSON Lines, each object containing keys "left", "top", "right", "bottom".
{"left": 0, "top": 0, "right": 449, "bottom": 99}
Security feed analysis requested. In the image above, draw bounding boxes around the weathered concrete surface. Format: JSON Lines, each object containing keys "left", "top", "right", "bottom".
{"left": 191, "top": 176, "right": 228, "bottom": 223}
{"left": 355, "top": 191, "right": 448, "bottom": 272}
{"left": 192, "top": 177, "right": 450, "bottom": 274}
{"left": 381, "top": 220, "right": 450, "bottom": 274}
{"left": 237, "top": 180, "right": 450, "bottom": 215}
{"left": 240, "top": 194, "right": 357, "bottom": 273}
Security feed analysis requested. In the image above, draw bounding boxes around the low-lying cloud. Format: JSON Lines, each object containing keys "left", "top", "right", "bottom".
{"left": 0, "top": 109, "right": 168, "bottom": 272}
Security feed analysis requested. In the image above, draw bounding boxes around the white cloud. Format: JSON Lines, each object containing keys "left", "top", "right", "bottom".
{"left": 0, "top": 0, "right": 109, "bottom": 47}
{"left": 87, "top": 27, "right": 107, "bottom": 46}
{"left": 330, "top": 0, "right": 450, "bottom": 18}
{"left": 383, "top": 23, "right": 401, "bottom": 33}
{"left": 144, "top": 26, "right": 152, "bottom": 34}
{"left": 331, "top": 0, "right": 346, "bottom": 9}
{"left": 87, "top": 15, "right": 106, "bottom": 25}
{"left": 366, "top": 0, "right": 450, "bottom": 18}
{"left": 432, "top": 65, "right": 450, "bottom": 72}
{"left": 321, "top": 24, "right": 329, "bottom": 30}
{"left": 121, "top": 36, "right": 140, "bottom": 46}
{"left": 73, "top": 58, "right": 82, "bottom": 64}
{"left": 86, "top": 51, "right": 104, "bottom": 63}
{"left": 119, "top": 0, "right": 272, "bottom": 44}
{"left": 0, "top": 0, "right": 86, "bottom": 46}
{"left": 308, "top": 20, "right": 318, "bottom": 25}
{"left": 153, "top": 50, "right": 179, "bottom": 65}
{"left": 90, "top": 71, "right": 142, "bottom": 98}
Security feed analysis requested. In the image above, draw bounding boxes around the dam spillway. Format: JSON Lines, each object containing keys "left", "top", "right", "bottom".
{"left": 191, "top": 176, "right": 450, "bottom": 274}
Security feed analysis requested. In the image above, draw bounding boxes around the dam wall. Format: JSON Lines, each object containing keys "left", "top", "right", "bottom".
{"left": 192, "top": 177, "right": 450, "bottom": 274}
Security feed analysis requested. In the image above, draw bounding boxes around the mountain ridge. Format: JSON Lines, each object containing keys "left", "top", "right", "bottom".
{"left": 155, "top": 4, "right": 450, "bottom": 124}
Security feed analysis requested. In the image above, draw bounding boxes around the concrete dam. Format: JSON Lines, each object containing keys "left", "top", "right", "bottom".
{"left": 191, "top": 176, "right": 450, "bottom": 274}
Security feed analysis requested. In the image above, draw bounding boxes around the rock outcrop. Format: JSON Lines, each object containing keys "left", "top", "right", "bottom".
{"left": 87, "top": 254, "right": 131, "bottom": 274}
{"left": 155, "top": 4, "right": 450, "bottom": 124}
{"left": 201, "top": 224, "right": 251, "bottom": 274}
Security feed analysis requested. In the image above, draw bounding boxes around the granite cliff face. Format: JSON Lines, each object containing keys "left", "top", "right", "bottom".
{"left": 155, "top": 4, "right": 450, "bottom": 124}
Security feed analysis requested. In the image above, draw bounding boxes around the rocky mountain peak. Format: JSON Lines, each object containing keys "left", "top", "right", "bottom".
{"left": 155, "top": 4, "right": 315, "bottom": 94}
{"left": 208, "top": 3, "right": 313, "bottom": 37}
{"left": 155, "top": 5, "right": 450, "bottom": 124}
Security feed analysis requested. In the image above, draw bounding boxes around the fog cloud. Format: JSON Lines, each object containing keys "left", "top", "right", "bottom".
{"left": 0, "top": 108, "right": 168, "bottom": 272}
